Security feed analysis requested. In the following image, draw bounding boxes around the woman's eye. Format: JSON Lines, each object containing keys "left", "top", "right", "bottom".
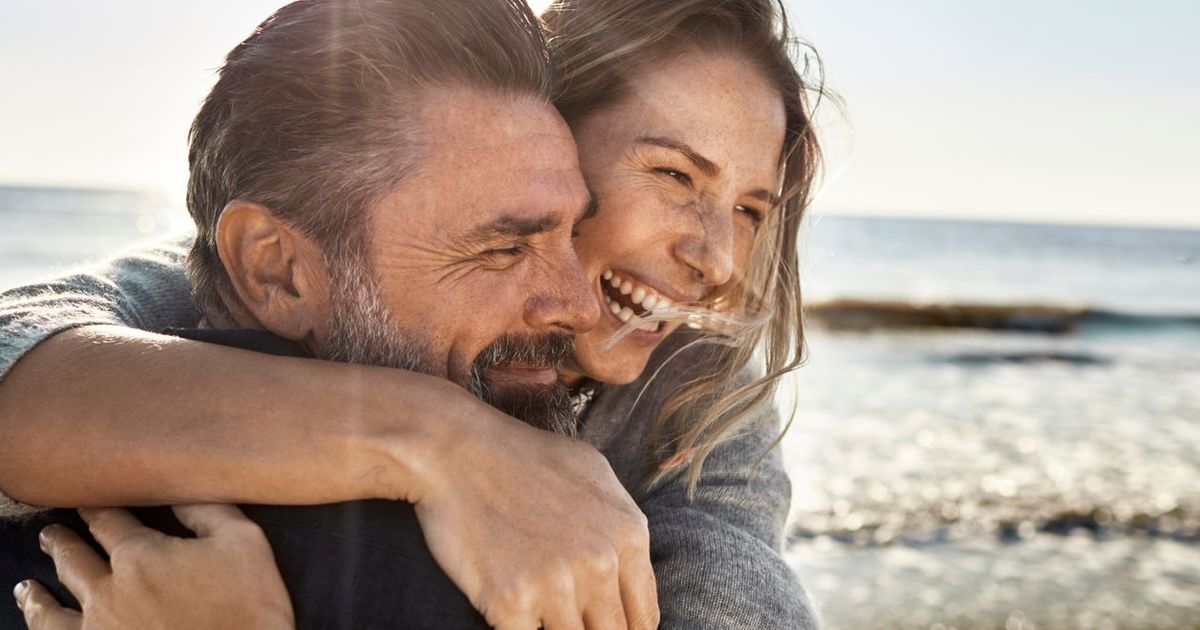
{"left": 654, "top": 167, "right": 692, "bottom": 186}
{"left": 736, "top": 205, "right": 765, "bottom": 225}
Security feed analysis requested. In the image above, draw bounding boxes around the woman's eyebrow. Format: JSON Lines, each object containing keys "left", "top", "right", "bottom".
{"left": 747, "top": 188, "right": 780, "bottom": 206}
{"left": 575, "top": 195, "right": 599, "bottom": 226}
{"left": 636, "top": 136, "right": 719, "bottom": 176}
{"left": 639, "top": 135, "right": 779, "bottom": 205}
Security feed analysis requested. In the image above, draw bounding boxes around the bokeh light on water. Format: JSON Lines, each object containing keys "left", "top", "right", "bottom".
{"left": 781, "top": 218, "right": 1200, "bottom": 628}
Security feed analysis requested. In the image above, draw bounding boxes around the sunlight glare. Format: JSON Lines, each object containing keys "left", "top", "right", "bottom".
{"left": 526, "top": 0, "right": 553, "bottom": 16}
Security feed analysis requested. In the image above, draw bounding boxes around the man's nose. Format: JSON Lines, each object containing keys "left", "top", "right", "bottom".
{"left": 524, "top": 248, "right": 601, "bottom": 335}
{"left": 673, "top": 203, "right": 735, "bottom": 287}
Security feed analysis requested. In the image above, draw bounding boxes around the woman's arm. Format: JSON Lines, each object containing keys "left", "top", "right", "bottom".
{"left": 0, "top": 236, "right": 423, "bottom": 510}
{"left": 0, "top": 324, "right": 468, "bottom": 509}
{"left": 0, "top": 237, "right": 199, "bottom": 386}
{"left": 0, "top": 241, "right": 659, "bottom": 627}
{"left": 0, "top": 326, "right": 660, "bottom": 627}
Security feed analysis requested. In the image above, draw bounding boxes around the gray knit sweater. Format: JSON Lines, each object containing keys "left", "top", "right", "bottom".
{"left": 0, "top": 237, "right": 817, "bottom": 629}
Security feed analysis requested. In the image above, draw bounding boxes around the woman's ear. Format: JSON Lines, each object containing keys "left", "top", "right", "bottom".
{"left": 215, "top": 201, "right": 331, "bottom": 341}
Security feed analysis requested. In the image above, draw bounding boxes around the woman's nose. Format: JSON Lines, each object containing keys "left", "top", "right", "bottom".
{"left": 673, "top": 205, "right": 735, "bottom": 287}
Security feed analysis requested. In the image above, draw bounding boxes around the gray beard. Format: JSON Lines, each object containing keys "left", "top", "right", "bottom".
{"left": 316, "top": 263, "right": 579, "bottom": 436}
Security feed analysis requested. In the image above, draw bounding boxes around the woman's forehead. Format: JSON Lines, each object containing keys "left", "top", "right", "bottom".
{"left": 612, "top": 54, "right": 787, "bottom": 183}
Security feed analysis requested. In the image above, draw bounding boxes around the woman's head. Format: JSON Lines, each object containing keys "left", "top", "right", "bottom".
{"left": 543, "top": 0, "right": 824, "bottom": 488}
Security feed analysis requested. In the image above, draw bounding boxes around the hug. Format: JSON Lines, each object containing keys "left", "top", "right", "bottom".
{"left": 0, "top": 0, "right": 822, "bottom": 627}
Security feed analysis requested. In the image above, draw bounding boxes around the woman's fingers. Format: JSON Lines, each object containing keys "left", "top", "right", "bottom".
{"left": 534, "top": 578, "right": 584, "bottom": 630}
{"left": 39, "top": 525, "right": 109, "bottom": 606}
{"left": 13, "top": 580, "right": 83, "bottom": 630}
{"left": 171, "top": 503, "right": 250, "bottom": 538}
{"left": 581, "top": 575, "right": 627, "bottom": 630}
{"left": 79, "top": 507, "right": 157, "bottom": 552}
{"left": 617, "top": 538, "right": 659, "bottom": 630}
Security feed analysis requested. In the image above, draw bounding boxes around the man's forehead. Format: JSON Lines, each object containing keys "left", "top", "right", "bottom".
{"left": 404, "top": 89, "right": 586, "bottom": 234}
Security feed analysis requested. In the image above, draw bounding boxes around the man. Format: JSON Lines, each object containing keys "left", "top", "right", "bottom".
{"left": 0, "top": 0, "right": 659, "bottom": 628}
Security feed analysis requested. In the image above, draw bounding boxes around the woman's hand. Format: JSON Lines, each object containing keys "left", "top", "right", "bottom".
{"left": 410, "top": 407, "right": 660, "bottom": 630}
{"left": 12, "top": 505, "right": 294, "bottom": 630}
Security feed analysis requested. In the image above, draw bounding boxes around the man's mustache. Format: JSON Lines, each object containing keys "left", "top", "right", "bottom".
{"left": 472, "top": 333, "right": 575, "bottom": 373}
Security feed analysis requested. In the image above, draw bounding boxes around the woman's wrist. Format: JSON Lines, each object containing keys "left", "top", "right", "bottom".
{"left": 345, "top": 367, "right": 507, "bottom": 504}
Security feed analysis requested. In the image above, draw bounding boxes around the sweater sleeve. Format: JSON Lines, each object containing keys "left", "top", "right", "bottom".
{"left": 0, "top": 235, "right": 199, "bottom": 382}
{"left": 0, "top": 234, "right": 200, "bottom": 517}
{"left": 638, "top": 403, "right": 819, "bottom": 630}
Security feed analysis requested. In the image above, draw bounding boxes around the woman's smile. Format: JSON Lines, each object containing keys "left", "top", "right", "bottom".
{"left": 566, "top": 49, "right": 786, "bottom": 384}
{"left": 596, "top": 268, "right": 685, "bottom": 332}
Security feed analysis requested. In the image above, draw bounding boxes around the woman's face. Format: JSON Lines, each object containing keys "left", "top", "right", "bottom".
{"left": 566, "top": 51, "right": 787, "bottom": 385}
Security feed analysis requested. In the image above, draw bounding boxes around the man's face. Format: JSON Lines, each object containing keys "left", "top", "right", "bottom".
{"left": 313, "top": 87, "right": 599, "bottom": 432}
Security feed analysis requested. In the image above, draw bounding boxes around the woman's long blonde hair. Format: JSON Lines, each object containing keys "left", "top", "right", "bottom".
{"left": 542, "top": 0, "right": 827, "bottom": 494}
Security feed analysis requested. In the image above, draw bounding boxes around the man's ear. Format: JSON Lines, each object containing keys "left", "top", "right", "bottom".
{"left": 215, "top": 200, "right": 330, "bottom": 341}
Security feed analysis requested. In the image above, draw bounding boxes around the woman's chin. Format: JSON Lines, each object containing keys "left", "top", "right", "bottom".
{"left": 573, "top": 338, "right": 653, "bottom": 386}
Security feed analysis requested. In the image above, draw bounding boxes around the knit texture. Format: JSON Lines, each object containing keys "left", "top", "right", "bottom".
{"left": 584, "top": 336, "right": 818, "bottom": 629}
{"left": 0, "top": 236, "right": 817, "bottom": 628}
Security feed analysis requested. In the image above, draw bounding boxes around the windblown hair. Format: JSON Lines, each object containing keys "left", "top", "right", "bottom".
{"left": 542, "top": 0, "right": 827, "bottom": 494}
{"left": 186, "top": 0, "right": 552, "bottom": 324}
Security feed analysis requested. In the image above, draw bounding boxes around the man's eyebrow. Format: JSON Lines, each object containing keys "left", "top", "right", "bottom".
{"left": 637, "top": 136, "right": 720, "bottom": 177}
{"left": 466, "top": 213, "right": 561, "bottom": 243}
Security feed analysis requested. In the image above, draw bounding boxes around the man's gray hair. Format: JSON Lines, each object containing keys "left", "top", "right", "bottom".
{"left": 185, "top": 0, "right": 553, "bottom": 325}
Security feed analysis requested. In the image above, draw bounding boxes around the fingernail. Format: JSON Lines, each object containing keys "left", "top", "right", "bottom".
{"left": 12, "top": 581, "right": 28, "bottom": 609}
{"left": 38, "top": 526, "right": 57, "bottom": 552}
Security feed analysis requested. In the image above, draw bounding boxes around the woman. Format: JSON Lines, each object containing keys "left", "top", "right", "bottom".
{"left": 0, "top": 0, "right": 823, "bottom": 626}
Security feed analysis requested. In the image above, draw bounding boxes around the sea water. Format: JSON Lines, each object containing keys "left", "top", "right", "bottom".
{"left": 786, "top": 216, "right": 1200, "bottom": 628}
{"left": 2, "top": 188, "right": 1198, "bottom": 628}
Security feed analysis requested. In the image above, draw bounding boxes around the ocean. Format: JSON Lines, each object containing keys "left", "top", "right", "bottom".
{"left": 2, "top": 187, "right": 1198, "bottom": 628}
{"left": 786, "top": 216, "right": 1200, "bottom": 629}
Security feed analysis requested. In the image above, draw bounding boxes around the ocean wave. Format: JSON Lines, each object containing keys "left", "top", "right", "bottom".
{"left": 806, "top": 298, "right": 1200, "bottom": 334}
{"left": 789, "top": 497, "right": 1200, "bottom": 547}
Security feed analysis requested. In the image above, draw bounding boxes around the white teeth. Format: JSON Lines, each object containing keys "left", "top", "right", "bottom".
{"left": 686, "top": 322, "right": 702, "bottom": 329}
{"left": 609, "top": 301, "right": 621, "bottom": 315}
{"left": 605, "top": 272, "right": 674, "bottom": 317}
{"left": 639, "top": 321, "right": 658, "bottom": 333}
{"left": 617, "top": 307, "right": 634, "bottom": 322}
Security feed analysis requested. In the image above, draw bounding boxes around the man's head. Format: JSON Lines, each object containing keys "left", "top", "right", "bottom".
{"left": 185, "top": 0, "right": 600, "bottom": 433}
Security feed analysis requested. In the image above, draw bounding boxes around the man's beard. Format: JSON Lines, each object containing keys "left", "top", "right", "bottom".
{"left": 465, "top": 332, "right": 577, "bottom": 436}
{"left": 317, "top": 263, "right": 580, "bottom": 436}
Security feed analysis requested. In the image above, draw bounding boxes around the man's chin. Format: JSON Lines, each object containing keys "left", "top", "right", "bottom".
{"left": 482, "top": 379, "right": 578, "bottom": 437}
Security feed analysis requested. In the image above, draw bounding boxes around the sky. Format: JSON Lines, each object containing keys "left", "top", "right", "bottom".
{"left": 0, "top": 0, "right": 1196, "bottom": 228}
